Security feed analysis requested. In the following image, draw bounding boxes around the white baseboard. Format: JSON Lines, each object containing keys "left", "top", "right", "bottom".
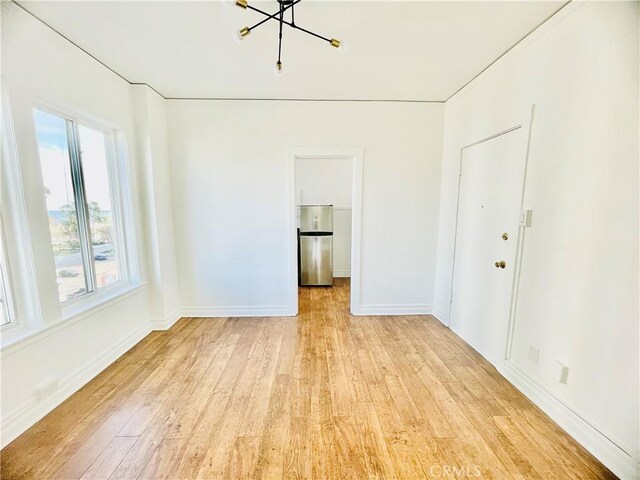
{"left": 352, "top": 304, "right": 432, "bottom": 316}
{"left": 498, "top": 361, "right": 638, "bottom": 480}
{"left": 431, "top": 305, "right": 449, "bottom": 326}
{"left": 150, "top": 308, "right": 181, "bottom": 331}
{"left": 181, "top": 305, "right": 295, "bottom": 318}
{"left": 0, "top": 321, "right": 151, "bottom": 449}
{"left": 333, "top": 270, "right": 351, "bottom": 278}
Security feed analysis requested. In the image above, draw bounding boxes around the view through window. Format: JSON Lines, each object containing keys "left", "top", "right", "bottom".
{"left": 34, "top": 109, "right": 121, "bottom": 303}
{"left": 78, "top": 125, "right": 120, "bottom": 289}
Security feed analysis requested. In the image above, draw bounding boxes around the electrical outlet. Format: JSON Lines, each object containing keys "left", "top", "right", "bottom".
{"left": 34, "top": 379, "right": 58, "bottom": 400}
{"left": 528, "top": 345, "right": 540, "bottom": 364}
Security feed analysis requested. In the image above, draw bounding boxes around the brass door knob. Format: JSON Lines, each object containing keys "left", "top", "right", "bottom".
{"left": 502, "top": 232, "right": 509, "bottom": 241}
{"left": 495, "top": 261, "right": 506, "bottom": 269}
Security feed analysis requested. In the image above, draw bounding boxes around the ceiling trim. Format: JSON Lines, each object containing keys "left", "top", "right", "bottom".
{"left": 163, "top": 97, "right": 444, "bottom": 103}
{"left": 10, "top": 0, "right": 155, "bottom": 92}
{"left": 13, "top": 0, "right": 571, "bottom": 104}
{"left": 444, "top": 0, "right": 571, "bottom": 102}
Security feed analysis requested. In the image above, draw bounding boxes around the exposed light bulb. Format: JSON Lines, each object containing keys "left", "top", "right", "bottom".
{"left": 222, "top": 0, "right": 235, "bottom": 8}
{"left": 274, "top": 61, "right": 284, "bottom": 77}
{"left": 337, "top": 38, "right": 347, "bottom": 54}
{"left": 329, "top": 38, "right": 347, "bottom": 54}
{"left": 233, "top": 27, "right": 250, "bottom": 44}
{"left": 232, "top": 29, "right": 243, "bottom": 44}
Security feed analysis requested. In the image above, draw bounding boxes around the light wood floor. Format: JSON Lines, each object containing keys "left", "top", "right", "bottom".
{"left": 2, "top": 279, "right": 615, "bottom": 479}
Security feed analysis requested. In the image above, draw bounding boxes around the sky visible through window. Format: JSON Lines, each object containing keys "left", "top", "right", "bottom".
{"left": 34, "top": 109, "right": 119, "bottom": 302}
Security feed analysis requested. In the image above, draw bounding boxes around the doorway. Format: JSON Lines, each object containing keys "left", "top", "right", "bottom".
{"left": 450, "top": 126, "right": 528, "bottom": 364}
{"left": 287, "top": 148, "right": 364, "bottom": 315}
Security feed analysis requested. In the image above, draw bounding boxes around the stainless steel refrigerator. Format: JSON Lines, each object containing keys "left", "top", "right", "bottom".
{"left": 299, "top": 205, "right": 333, "bottom": 286}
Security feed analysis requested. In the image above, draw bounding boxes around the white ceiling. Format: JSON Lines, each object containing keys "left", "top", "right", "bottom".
{"left": 19, "top": 0, "right": 566, "bottom": 100}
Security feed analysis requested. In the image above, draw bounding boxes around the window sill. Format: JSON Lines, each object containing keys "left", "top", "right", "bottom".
{"left": 1, "top": 282, "right": 148, "bottom": 356}
{"left": 61, "top": 282, "right": 143, "bottom": 321}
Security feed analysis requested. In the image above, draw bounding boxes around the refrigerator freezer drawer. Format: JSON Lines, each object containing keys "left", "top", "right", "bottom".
{"left": 300, "top": 235, "right": 333, "bottom": 286}
{"left": 300, "top": 205, "right": 333, "bottom": 233}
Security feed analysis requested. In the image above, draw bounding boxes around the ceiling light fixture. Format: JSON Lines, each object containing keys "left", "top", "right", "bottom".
{"left": 227, "top": 0, "right": 344, "bottom": 76}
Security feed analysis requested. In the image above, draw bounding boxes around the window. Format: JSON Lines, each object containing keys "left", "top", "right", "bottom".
{"left": 33, "top": 109, "right": 125, "bottom": 304}
{"left": 0, "top": 228, "right": 14, "bottom": 326}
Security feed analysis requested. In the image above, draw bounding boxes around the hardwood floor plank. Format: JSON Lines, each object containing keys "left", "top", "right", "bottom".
{"left": 51, "top": 416, "right": 132, "bottom": 480}
{"left": 137, "top": 438, "right": 186, "bottom": 480}
{"left": 444, "top": 382, "right": 541, "bottom": 480}
{"left": 229, "top": 436, "right": 261, "bottom": 479}
{"left": 283, "top": 416, "right": 312, "bottom": 479}
{"left": 253, "top": 374, "right": 293, "bottom": 479}
{"left": 519, "top": 409, "right": 617, "bottom": 480}
{"left": 238, "top": 319, "right": 284, "bottom": 437}
{"left": 493, "top": 415, "right": 568, "bottom": 479}
{"left": 354, "top": 401, "right": 399, "bottom": 479}
{"left": 334, "top": 414, "right": 373, "bottom": 479}
{"left": 373, "top": 321, "right": 454, "bottom": 438}
{"left": 79, "top": 436, "right": 138, "bottom": 480}
{"left": 325, "top": 323, "right": 354, "bottom": 417}
{"left": 195, "top": 355, "right": 262, "bottom": 479}
{"left": 169, "top": 388, "right": 233, "bottom": 479}
{"left": 167, "top": 330, "right": 240, "bottom": 439}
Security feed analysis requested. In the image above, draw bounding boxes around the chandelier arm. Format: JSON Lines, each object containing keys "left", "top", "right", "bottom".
{"left": 277, "top": 1, "right": 284, "bottom": 65}
{"left": 291, "top": 1, "right": 295, "bottom": 26}
{"left": 243, "top": 1, "right": 333, "bottom": 45}
{"left": 246, "top": 1, "right": 300, "bottom": 31}
{"left": 283, "top": 21, "right": 332, "bottom": 44}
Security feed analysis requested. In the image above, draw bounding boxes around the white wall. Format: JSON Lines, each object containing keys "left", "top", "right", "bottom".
{"left": 0, "top": 2, "right": 159, "bottom": 446}
{"left": 132, "top": 85, "right": 181, "bottom": 327}
{"left": 433, "top": 2, "right": 639, "bottom": 477}
{"left": 167, "top": 100, "right": 444, "bottom": 315}
{"left": 296, "top": 157, "right": 353, "bottom": 277}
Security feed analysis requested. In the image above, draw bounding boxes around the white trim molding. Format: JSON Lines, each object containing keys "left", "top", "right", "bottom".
{"left": 353, "top": 304, "right": 432, "bottom": 316}
{"left": 499, "top": 361, "right": 639, "bottom": 480}
{"left": 431, "top": 306, "right": 449, "bottom": 326}
{"left": 0, "top": 321, "right": 150, "bottom": 449}
{"left": 181, "top": 305, "right": 294, "bottom": 318}
{"left": 150, "top": 308, "right": 182, "bottom": 331}
{"left": 333, "top": 270, "right": 351, "bottom": 278}
{"left": 287, "top": 146, "right": 365, "bottom": 316}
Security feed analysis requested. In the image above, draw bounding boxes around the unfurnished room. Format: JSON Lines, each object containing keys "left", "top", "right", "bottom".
{"left": 0, "top": 0, "right": 638, "bottom": 478}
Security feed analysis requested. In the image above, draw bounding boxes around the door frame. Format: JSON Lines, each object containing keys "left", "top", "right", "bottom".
{"left": 449, "top": 106, "right": 535, "bottom": 365}
{"left": 287, "top": 147, "right": 364, "bottom": 315}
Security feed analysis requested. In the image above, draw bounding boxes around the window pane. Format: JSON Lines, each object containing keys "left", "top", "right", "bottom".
{"left": 34, "top": 110, "right": 88, "bottom": 302}
{"left": 0, "top": 234, "right": 10, "bottom": 326}
{"left": 78, "top": 125, "right": 120, "bottom": 288}
{"left": 0, "top": 266, "right": 9, "bottom": 326}
{"left": 0, "top": 288, "right": 7, "bottom": 326}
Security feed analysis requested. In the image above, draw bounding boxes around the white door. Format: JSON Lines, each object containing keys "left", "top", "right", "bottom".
{"left": 450, "top": 127, "right": 527, "bottom": 364}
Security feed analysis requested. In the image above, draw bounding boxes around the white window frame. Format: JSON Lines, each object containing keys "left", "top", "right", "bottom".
{"left": 1, "top": 86, "right": 43, "bottom": 344}
{"left": 0, "top": 222, "right": 16, "bottom": 327}
{"left": 33, "top": 104, "right": 139, "bottom": 319}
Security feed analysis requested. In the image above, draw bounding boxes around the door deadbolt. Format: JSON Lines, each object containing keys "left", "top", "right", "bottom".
{"left": 495, "top": 261, "right": 506, "bottom": 269}
{"left": 502, "top": 232, "right": 509, "bottom": 241}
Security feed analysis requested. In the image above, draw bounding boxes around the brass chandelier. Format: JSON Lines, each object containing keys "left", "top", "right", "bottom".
{"left": 227, "top": 0, "right": 345, "bottom": 76}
